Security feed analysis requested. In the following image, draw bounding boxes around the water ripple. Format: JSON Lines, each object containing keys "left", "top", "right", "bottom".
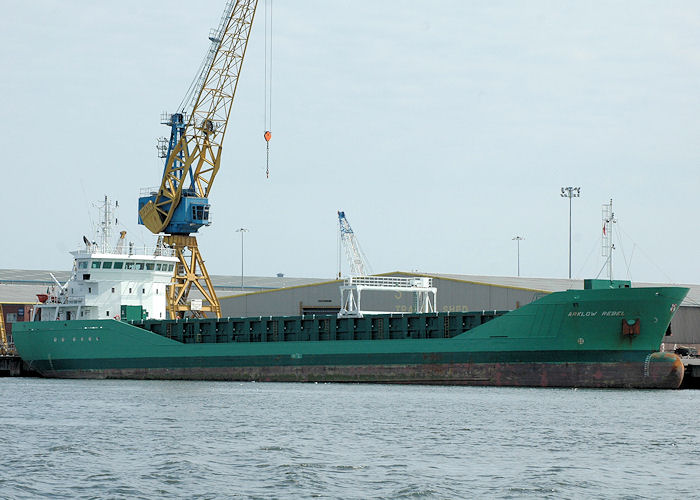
{"left": 1, "top": 380, "right": 699, "bottom": 498}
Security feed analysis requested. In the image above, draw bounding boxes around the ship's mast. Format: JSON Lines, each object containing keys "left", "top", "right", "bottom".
{"left": 601, "top": 199, "right": 616, "bottom": 280}
{"left": 95, "top": 196, "right": 119, "bottom": 253}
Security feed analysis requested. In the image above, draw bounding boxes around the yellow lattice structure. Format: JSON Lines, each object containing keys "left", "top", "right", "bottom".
{"left": 165, "top": 235, "right": 221, "bottom": 319}
{"left": 0, "top": 304, "right": 11, "bottom": 356}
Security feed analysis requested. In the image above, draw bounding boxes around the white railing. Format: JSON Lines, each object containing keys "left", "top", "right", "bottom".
{"left": 73, "top": 245, "right": 175, "bottom": 258}
{"left": 139, "top": 186, "right": 160, "bottom": 197}
{"left": 344, "top": 276, "right": 432, "bottom": 288}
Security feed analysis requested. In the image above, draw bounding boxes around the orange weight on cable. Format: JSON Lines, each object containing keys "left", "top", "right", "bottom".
{"left": 264, "top": 130, "right": 271, "bottom": 142}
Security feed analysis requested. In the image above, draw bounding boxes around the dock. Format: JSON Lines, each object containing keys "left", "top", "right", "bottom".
{"left": 0, "top": 355, "right": 23, "bottom": 376}
{"left": 681, "top": 358, "right": 700, "bottom": 388}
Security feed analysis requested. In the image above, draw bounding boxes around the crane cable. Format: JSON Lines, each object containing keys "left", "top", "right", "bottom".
{"left": 263, "top": 0, "right": 273, "bottom": 178}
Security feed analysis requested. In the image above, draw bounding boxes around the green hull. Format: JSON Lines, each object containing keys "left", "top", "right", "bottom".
{"left": 13, "top": 286, "right": 689, "bottom": 388}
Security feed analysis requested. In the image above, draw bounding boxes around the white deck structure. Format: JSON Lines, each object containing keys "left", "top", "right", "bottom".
{"left": 33, "top": 246, "right": 178, "bottom": 322}
{"left": 339, "top": 276, "right": 437, "bottom": 317}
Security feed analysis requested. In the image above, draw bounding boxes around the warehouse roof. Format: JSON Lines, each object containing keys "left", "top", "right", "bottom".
{"left": 0, "top": 269, "right": 328, "bottom": 303}
{"left": 408, "top": 272, "right": 700, "bottom": 308}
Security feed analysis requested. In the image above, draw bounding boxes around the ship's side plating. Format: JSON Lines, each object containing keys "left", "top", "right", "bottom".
{"left": 13, "top": 286, "right": 689, "bottom": 388}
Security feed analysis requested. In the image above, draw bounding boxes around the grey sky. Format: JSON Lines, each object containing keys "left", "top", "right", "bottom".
{"left": 2, "top": 1, "right": 699, "bottom": 283}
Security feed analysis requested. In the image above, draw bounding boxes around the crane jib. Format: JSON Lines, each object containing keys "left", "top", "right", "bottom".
{"left": 138, "top": 0, "right": 259, "bottom": 236}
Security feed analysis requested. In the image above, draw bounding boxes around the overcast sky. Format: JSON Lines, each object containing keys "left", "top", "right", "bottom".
{"left": 2, "top": 1, "right": 699, "bottom": 284}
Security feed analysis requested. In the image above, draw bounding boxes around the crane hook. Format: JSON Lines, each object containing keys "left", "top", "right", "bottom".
{"left": 264, "top": 130, "right": 271, "bottom": 178}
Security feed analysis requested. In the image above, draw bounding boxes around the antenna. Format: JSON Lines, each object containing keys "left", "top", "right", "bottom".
{"left": 93, "top": 195, "right": 119, "bottom": 253}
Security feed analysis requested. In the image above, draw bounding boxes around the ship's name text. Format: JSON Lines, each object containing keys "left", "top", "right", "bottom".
{"left": 568, "top": 310, "right": 625, "bottom": 317}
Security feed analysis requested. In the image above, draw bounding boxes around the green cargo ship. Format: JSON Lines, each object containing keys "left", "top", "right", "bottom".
{"left": 13, "top": 279, "right": 688, "bottom": 388}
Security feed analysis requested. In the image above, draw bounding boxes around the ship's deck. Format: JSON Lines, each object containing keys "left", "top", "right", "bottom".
{"left": 130, "top": 311, "right": 507, "bottom": 344}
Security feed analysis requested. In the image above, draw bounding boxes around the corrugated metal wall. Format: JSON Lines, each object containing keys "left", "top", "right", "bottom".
{"left": 218, "top": 277, "right": 548, "bottom": 318}
{"left": 220, "top": 281, "right": 341, "bottom": 317}
{"left": 663, "top": 306, "right": 700, "bottom": 346}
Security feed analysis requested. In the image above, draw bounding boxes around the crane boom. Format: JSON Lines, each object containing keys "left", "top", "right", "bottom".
{"left": 338, "top": 211, "right": 371, "bottom": 277}
{"left": 139, "top": 0, "right": 258, "bottom": 235}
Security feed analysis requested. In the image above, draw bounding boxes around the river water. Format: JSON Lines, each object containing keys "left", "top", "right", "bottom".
{"left": 1, "top": 379, "right": 698, "bottom": 498}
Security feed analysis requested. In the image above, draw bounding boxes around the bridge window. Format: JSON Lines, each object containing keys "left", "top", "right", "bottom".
{"left": 135, "top": 262, "right": 145, "bottom": 270}
{"left": 102, "top": 262, "right": 113, "bottom": 269}
{"left": 125, "top": 262, "right": 135, "bottom": 270}
{"left": 91, "top": 261, "right": 101, "bottom": 269}
{"left": 113, "top": 261, "right": 124, "bottom": 269}
{"left": 78, "top": 261, "right": 88, "bottom": 269}
{"left": 192, "top": 205, "right": 210, "bottom": 221}
{"left": 146, "top": 263, "right": 155, "bottom": 270}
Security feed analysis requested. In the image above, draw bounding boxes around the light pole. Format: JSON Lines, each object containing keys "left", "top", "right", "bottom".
{"left": 560, "top": 187, "right": 581, "bottom": 279}
{"left": 236, "top": 228, "right": 249, "bottom": 291}
{"left": 512, "top": 236, "right": 524, "bottom": 277}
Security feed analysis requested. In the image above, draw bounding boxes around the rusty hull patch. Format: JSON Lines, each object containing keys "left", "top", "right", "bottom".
{"left": 43, "top": 356, "right": 685, "bottom": 389}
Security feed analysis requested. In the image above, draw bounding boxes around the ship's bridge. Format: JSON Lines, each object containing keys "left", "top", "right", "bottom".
{"left": 35, "top": 246, "right": 179, "bottom": 322}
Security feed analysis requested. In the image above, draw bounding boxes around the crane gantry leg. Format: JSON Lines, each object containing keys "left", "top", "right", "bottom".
{"left": 164, "top": 235, "right": 221, "bottom": 319}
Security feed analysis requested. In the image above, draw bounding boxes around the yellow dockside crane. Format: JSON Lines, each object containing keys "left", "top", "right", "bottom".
{"left": 138, "top": 0, "right": 259, "bottom": 319}
{"left": 0, "top": 304, "right": 14, "bottom": 356}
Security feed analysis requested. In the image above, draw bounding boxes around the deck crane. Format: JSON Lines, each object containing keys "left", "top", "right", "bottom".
{"left": 138, "top": 0, "right": 259, "bottom": 319}
{"left": 337, "top": 211, "right": 372, "bottom": 277}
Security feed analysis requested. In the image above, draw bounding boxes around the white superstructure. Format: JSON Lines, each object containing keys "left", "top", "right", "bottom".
{"left": 33, "top": 197, "right": 178, "bottom": 322}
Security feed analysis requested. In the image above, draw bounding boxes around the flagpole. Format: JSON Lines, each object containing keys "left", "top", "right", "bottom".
{"left": 561, "top": 187, "right": 581, "bottom": 280}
